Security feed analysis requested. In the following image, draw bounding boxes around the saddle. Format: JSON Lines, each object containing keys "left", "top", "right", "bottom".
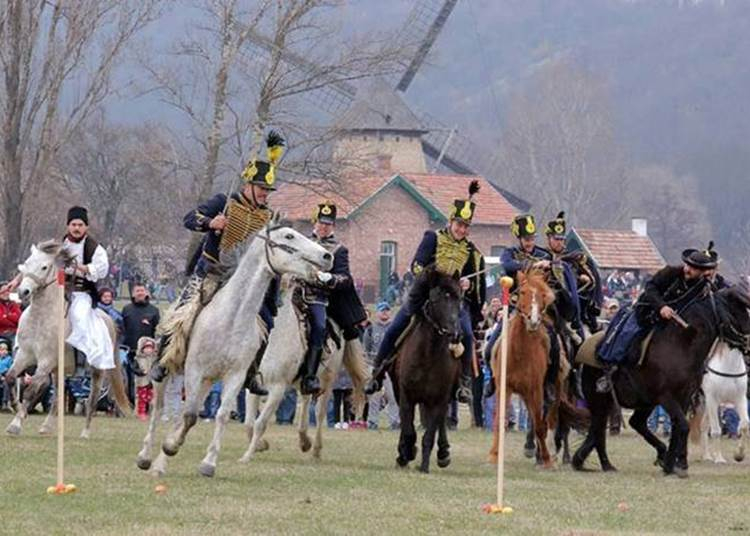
{"left": 575, "top": 329, "right": 655, "bottom": 369}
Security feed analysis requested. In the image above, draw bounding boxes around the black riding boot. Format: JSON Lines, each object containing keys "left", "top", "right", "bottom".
{"left": 456, "top": 351, "right": 473, "bottom": 404}
{"left": 244, "top": 341, "right": 269, "bottom": 396}
{"left": 300, "top": 346, "right": 324, "bottom": 395}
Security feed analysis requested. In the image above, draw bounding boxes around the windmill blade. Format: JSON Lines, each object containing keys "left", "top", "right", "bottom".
{"left": 395, "top": 0, "right": 459, "bottom": 93}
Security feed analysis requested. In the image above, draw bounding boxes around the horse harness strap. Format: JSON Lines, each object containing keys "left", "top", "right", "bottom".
{"left": 705, "top": 364, "right": 749, "bottom": 378}
{"left": 421, "top": 300, "right": 458, "bottom": 340}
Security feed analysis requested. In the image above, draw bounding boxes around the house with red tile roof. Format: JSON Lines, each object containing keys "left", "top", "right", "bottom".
{"left": 566, "top": 219, "right": 666, "bottom": 274}
{"left": 273, "top": 172, "right": 517, "bottom": 302}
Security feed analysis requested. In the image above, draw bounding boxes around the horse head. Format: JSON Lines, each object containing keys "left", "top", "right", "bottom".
{"left": 261, "top": 215, "right": 333, "bottom": 281}
{"left": 422, "top": 267, "right": 462, "bottom": 339}
{"left": 716, "top": 284, "right": 750, "bottom": 355}
{"left": 17, "top": 240, "right": 74, "bottom": 300}
{"left": 516, "top": 269, "right": 555, "bottom": 332}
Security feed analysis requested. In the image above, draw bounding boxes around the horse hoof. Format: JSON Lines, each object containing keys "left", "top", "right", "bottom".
{"left": 562, "top": 453, "right": 571, "bottom": 465}
{"left": 162, "top": 443, "right": 178, "bottom": 457}
{"left": 80, "top": 429, "right": 90, "bottom": 440}
{"left": 734, "top": 453, "right": 745, "bottom": 463}
{"left": 523, "top": 447, "right": 535, "bottom": 459}
{"left": 674, "top": 467, "right": 689, "bottom": 479}
{"left": 437, "top": 455, "right": 451, "bottom": 468}
{"left": 396, "top": 456, "right": 409, "bottom": 468}
{"left": 198, "top": 462, "right": 216, "bottom": 478}
{"left": 417, "top": 466, "right": 430, "bottom": 474}
{"left": 257, "top": 439, "right": 269, "bottom": 452}
{"left": 299, "top": 434, "right": 312, "bottom": 452}
{"left": 5, "top": 423, "right": 21, "bottom": 436}
{"left": 488, "top": 453, "right": 498, "bottom": 465}
{"left": 602, "top": 463, "right": 618, "bottom": 472}
{"left": 39, "top": 426, "right": 52, "bottom": 436}
{"left": 136, "top": 457, "right": 152, "bottom": 471}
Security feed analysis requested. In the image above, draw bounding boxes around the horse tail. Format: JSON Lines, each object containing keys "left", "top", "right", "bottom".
{"left": 343, "top": 338, "right": 369, "bottom": 419}
{"left": 557, "top": 393, "right": 590, "bottom": 430}
{"left": 688, "top": 396, "right": 705, "bottom": 445}
{"left": 109, "top": 351, "right": 133, "bottom": 416}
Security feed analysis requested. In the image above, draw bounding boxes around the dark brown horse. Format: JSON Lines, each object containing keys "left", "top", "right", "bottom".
{"left": 573, "top": 286, "right": 750, "bottom": 476}
{"left": 389, "top": 268, "right": 462, "bottom": 473}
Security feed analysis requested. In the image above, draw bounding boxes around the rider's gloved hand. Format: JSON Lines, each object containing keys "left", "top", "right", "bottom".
{"left": 316, "top": 271, "right": 333, "bottom": 284}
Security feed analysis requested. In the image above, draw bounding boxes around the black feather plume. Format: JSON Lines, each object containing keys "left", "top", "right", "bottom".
{"left": 707, "top": 240, "right": 714, "bottom": 251}
{"left": 557, "top": 211, "right": 565, "bottom": 219}
{"left": 468, "top": 179, "right": 480, "bottom": 198}
{"left": 266, "top": 130, "right": 285, "bottom": 148}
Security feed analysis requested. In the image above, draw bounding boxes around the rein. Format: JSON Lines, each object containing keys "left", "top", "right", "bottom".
{"left": 256, "top": 226, "right": 300, "bottom": 276}
{"left": 421, "top": 300, "right": 459, "bottom": 340}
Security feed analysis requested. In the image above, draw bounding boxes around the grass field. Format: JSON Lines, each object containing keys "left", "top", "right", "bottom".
{"left": 1, "top": 412, "right": 749, "bottom": 535}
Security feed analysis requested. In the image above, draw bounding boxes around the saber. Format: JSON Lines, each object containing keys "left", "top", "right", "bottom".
{"left": 671, "top": 313, "right": 689, "bottom": 329}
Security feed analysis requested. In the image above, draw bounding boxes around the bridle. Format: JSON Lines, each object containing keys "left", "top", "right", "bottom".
{"left": 708, "top": 290, "right": 750, "bottom": 357}
{"left": 422, "top": 296, "right": 460, "bottom": 340}
{"left": 256, "top": 224, "right": 326, "bottom": 277}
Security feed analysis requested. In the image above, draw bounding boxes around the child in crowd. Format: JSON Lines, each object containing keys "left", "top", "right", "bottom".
{"left": 0, "top": 339, "right": 13, "bottom": 410}
{"left": 134, "top": 337, "right": 158, "bottom": 421}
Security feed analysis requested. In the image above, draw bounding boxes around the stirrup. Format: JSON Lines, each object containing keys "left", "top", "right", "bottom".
{"left": 595, "top": 365, "right": 616, "bottom": 394}
{"left": 246, "top": 375, "right": 268, "bottom": 396}
{"left": 300, "top": 376, "right": 321, "bottom": 396}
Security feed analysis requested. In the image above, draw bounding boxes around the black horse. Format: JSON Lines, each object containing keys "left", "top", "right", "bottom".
{"left": 573, "top": 286, "right": 750, "bottom": 477}
{"left": 389, "top": 268, "right": 462, "bottom": 473}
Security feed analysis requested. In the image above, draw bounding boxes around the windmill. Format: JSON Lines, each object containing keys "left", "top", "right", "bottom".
{"left": 239, "top": 0, "right": 518, "bottom": 204}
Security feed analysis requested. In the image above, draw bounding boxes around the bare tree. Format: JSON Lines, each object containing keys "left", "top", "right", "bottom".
{"left": 142, "top": 0, "right": 409, "bottom": 207}
{"left": 628, "top": 165, "right": 712, "bottom": 261}
{"left": 496, "top": 60, "right": 629, "bottom": 227}
{"left": 0, "top": 0, "right": 161, "bottom": 272}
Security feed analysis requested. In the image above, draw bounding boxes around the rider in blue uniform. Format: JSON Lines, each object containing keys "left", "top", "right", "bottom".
{"left": 296, "top": 201, "right": 367, "bottom": 395}
{"left": 365, "top": 181, "right": 486, "bottom": 404}
{"left": 151, "top": 132, "right": 285, "bottom": 394}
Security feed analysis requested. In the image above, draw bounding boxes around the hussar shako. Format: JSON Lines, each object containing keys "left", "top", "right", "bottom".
{"left": 366, "top": 180, "right": 486, "bottom": 404}
{"left": 152, "top": 131, "right": 286, "bottom": 387}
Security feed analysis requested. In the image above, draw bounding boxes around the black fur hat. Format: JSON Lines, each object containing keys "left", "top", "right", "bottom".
{"left": 67, "top": 206, "right": 89, "bottom": 225}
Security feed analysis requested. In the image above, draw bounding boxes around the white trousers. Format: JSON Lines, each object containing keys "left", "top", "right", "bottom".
{"left": 66, "top": 292, "right": 115, "bottom": 370}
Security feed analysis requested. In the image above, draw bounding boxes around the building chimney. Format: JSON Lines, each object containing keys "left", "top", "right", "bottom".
{"left": 375, "top": 153, "right": 392, "bottom": 173}
{"left": 632, "top": 217, "right": 648, "bottom": 237}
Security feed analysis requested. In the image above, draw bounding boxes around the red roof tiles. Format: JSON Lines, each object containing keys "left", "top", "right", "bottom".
{"left": 573, "top": 227, "right": 665, "bottom": 272}
{"left": 272, "top": 172, "right": 517, "bottom": 225}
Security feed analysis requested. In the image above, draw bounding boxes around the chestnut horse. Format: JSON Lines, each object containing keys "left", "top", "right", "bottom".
{"left": 389, "top": 268, "right": 462, "bottom": 473}
{"left": 489, "top": 270, "right": 559, "bottom": 468}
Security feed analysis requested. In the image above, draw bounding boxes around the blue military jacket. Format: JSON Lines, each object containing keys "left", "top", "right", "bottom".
{"left": 411, "top": 228, "right": 486, "bottom": 326}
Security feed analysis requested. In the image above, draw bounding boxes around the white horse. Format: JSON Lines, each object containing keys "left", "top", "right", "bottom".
{"left": 137, "top": 220, "right": 332, "bottom": 477}
{"left": 691, "top": 341, "right": 749, "bottom": 463}
{"left": 5, "top": 241, "right": 130, "bottom": 438}
{"left": 239, "top": 284, "right": 368, "bottom": 464}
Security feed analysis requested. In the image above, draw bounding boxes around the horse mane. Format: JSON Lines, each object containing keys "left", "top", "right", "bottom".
{"left": 37, "top": 239, "right": 76, "bottom": 266}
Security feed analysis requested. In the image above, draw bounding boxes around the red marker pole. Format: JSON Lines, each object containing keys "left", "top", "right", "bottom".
{"left": 48, "top": 269, "right": 76, "bottom": 495}
{"left": 486, "top": 276, "right": 514, "bottom": 515}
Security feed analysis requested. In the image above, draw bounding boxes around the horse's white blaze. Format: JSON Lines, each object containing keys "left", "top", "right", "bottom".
{"left": 530, "top": 290, "right": 540, "bottom": 327}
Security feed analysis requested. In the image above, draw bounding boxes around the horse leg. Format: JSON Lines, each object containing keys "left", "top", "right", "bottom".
{"left": 312, "top": 388, "right": 332, "bottom": 460}
{"left": 396, "top": 400, "right": 417, "bottom": 467}
{"left": 298, "top": 393, "right": 312, "bottom": 453}
{"left": 527, "top": 389, "right": 553, "bottom": 468}
{"left": 524, "top": 425, "right": 536, "bottom": 459}
{"left": 419, "top": 404, "right": 442, "bottom": 473}
{"left": 243, "top": 390, "right": 270, "bottom": 453}
{"left": 555, "top": 420, "right": 572, "bottom": 465}
{"left": 137, "top": 378, "right": 167, "bottom": 471}
{"left": 705, "top": 393, "right": 725, "bottom": 463}
{"left": 628, "top": 407, "right": 667, "bottom": 467}
{"left": 6, "top": 365, "right": 51, "bottom": 436}
{"left": 197, "top": 373, "right": 238, "bottom": 477}
{"left": 593, "top": 407, "right": 617, "bottom": 472}
{"left": 239, "top": 384, "right": 286, "bottom": 463}
{"left": 81, "top": 368, "right": 103, "bottom": 440}
{"left": 657, "top": 399, "right": 690, "bottom": 477}
{"left": 699, "top": 410, "right": 712, "bottom": 462}
{"left": 39, "top": 370, "right": 57, "bottom": 435}
{"left": 162, "top": 368, "right": 206, "bottom": 457}
{"left": 733, "top": 390, "right": 749, "bottom": 463}
{"left": 436, "top": 415, "right": 451, "bottom": 468}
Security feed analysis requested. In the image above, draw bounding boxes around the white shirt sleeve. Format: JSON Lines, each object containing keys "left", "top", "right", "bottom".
{"left": 86, "top": 245, "right": 109, "bottom": 282}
